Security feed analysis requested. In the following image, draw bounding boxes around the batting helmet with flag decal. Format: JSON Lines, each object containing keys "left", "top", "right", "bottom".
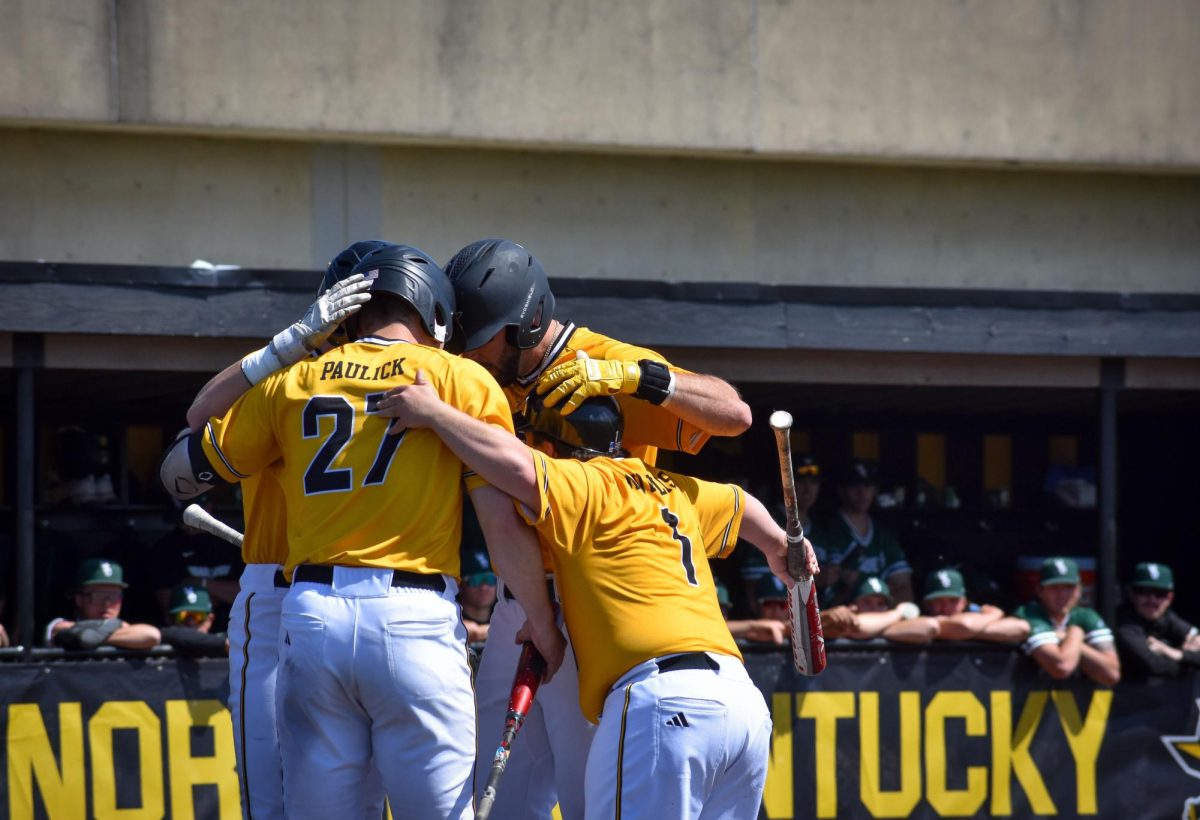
{"left": 349, "top": 244, "right": 455, "bottom": 344}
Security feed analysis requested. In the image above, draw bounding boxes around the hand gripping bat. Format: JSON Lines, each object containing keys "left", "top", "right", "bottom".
{"left": 476, "top": 642, "right": 548, "bottom": 820}
{"left": 182, "top": 503, "right": 244, "bottom": 548}
{"left": 768, "top": 411, "right": 827, "bottom": 676}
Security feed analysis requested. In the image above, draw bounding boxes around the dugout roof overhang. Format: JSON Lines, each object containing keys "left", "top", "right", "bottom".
{"left": 0, "top": 262, "right": 1198, "bottom": 394}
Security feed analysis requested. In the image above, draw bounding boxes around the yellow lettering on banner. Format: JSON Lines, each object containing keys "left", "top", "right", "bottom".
{"left": 1051, "top": 690, "right": 1111, "bottom": 815}
{"left": 6, "top": 703, "right": 85, "bottom": 820}
{"left": 796, "top": 692, "right": 856, "bottom": 818}
{"left": 859, "top": 691, "right": 921, "bottom": 818}
{"left": 925, "top": 692, "right": 987, "bottom": 816}
{"left": 88, "top": 701, "right": 164, "bottom": 819}
{"left": 762, "top": 692, "right": 795, "bottom": 818}
{"left": 166, "top": 700, "right": 241, "bottom": 820}
{"left": 990, "top": 691, "right": 1055, "bottom": 816}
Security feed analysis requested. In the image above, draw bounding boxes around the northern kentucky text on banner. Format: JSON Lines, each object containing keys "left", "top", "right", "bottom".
{"left": 745, "top": 646, "right": 1200, "bottom": 819}
{"left": 2, "top": 650, "right": 1199, "bottom": 819}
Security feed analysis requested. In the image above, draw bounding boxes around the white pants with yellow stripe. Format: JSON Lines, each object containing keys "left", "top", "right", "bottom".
{"left": 277, "top": 567, "right": 475, "bottom": 820}
{"left": 585, "top": 652, "right": 771, "bottom": 820}
{"left": 475, "top": 583, "right": 595, "bottom": 820}
{"left": 228, "top": 563, "right": 288, "bottom": 820}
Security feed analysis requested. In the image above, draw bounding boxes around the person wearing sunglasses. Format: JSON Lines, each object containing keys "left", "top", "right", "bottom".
{"left": 459, "top": 542, "right": 498, "bottom": 644}
{"left": 1115, "top": 562, "right": 1200, "bottom": 680}
{"left": 45, "top": 558, "right": 161, "bottom": 650}
{"left": 161, "top": 584, "right": 230, "bottom": 657}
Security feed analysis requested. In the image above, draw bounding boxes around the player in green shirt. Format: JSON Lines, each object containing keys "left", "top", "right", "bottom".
{"left": 1013, "top": 557, "right": 1121, "bottom": 685}
{"left": 823, "top": 460, "right": 914, "bottom": 604}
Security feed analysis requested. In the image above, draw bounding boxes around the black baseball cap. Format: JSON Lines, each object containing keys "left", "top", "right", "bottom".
{"left": 795, "top": 455, "right": 821, "bottom": 481}
{"left": 840, "top": 459, "right": 879, "bottom": 486}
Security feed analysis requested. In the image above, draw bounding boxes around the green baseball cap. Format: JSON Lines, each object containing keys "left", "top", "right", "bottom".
{"left": 755, "top": 574, "right": 789, "bottom": 602}
{"left": 923, "top": 568, "right": 966, "bottom": 600}
{"left": 1131, "top": 562, "right": 1174, "bottom": 591}
{"left": 168, "top": 584, "right": 212, "bottom": 614}
{"left": 1040, "top": 557, "right": 1081, "bottom": 586}
{"left": 76, "top": 558, "right": 128, "bottom": 588}
{"left": 852, "top": 575, "right": 891, "bottom": 602}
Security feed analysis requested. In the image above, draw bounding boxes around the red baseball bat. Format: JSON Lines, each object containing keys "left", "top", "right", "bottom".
{"left": 476, "top": 642, "right": 548, "bottom": 820}
{"left": 768, "top": 410, "right": 827, "bottom": 676}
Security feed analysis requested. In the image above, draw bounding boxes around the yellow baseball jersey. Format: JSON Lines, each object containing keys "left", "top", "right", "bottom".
{"left": 238, "top": 466, "right": 288, "bottom": 566}
{"left": 518, "top": 454, "right": 745, "bottom": 722}
{"left": 202, "top": 338, "right": 513, "bottom": 577}
{"left": 508, "top": 323, "right": 711, "bottom": 465}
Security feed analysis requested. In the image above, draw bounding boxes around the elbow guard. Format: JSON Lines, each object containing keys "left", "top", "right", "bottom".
{"left": 159, "top": 428, "right": 223, "bottom": 500}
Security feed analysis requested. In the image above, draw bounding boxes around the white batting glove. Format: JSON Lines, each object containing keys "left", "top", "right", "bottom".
{"left": 242, "top": 274, "right": 372, "bottom": 384}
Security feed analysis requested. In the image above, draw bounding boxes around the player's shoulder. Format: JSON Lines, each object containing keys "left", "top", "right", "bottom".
{"left": 1070, "top": 606, "right": 1107, "bottom": 628}
{"left": 572, "top": 326, "right": 668, "bottom": 365}
{"left": 1013, "top": 601, "right": 1049, "bottom": 624}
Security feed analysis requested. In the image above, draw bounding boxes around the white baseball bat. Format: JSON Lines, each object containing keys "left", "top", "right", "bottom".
{"left": 182, "top": 504, "right": 244, "bottom": 548}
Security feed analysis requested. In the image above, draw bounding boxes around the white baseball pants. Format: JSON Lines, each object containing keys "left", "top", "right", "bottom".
{"left": 227, "top": 563, "right": 288, "bottom": 820}
{"left": 584, "top": 652, "right": 771, "bottom": 820}
{"left": 277, "top": 567, "right": 475, "bottom": 820}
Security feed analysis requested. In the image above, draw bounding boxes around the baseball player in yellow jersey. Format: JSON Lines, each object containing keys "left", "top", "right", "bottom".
{"left": 167, "top": 240, "right": 384, "bottom": 820}
{"left": 161, "top": 244, "right": 565, "bottom": 820}
{"left": 442, "top": 238, "right": 753, "bottom": 819}
{"left": 377, "top": 381, "right": 818, "bottom": 818}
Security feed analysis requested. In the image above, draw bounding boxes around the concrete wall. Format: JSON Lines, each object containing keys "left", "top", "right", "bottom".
{"left": 2, "top": 0, "right": 1198, "bottom": 169}
{"left": 3, "top": 130, "right": 1198, "bottom": 293}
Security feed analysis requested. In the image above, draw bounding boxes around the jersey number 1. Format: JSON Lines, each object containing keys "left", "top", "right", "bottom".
{"left": 302, "top": 395, "right": 405, "bottom": 494}
{"left": 661, "top": 506, "right": 699, "bottom": 586}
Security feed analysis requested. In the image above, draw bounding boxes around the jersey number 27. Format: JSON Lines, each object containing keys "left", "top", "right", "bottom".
{"left": 302, "top": 394, "right": 406, "bottom": 495}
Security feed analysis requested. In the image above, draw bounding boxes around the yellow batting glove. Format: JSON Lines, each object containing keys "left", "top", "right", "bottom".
{"left": 537, "top": 354, "right": 642, "bottom": 414}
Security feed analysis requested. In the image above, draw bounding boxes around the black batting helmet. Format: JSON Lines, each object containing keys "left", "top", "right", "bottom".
{"left": 319, "top": 240, "right": 395, "bottom": 296}
{"left": 443, "top": 239, "right": 555, "bottom": 351}
{"left": 524, "top": 394, "right": 624, "bottom": 460}
{"left": 349, "top": 244, "right": 455, "bottom": 344}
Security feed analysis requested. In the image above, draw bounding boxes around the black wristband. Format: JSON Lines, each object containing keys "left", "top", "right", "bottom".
{"left": 634, "top": 360, "right": 672, "bottom": 405}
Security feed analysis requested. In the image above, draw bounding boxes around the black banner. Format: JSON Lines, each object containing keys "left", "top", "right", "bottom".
{"left": 746, "top": 646, "right": 1200, "bottom": 819}
{"left": 3, "top": 657, "right": 234, "bottom": 820}
{"left": 3, "top": 650, "right": 1200, "bottom": 819}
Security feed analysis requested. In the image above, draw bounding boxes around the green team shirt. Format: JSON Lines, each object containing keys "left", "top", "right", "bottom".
{"left": 738, "top": 514, "right": 828, "bottom": 581}
{"left": 823, "top": 513, "right": 911, "bottom": 580}
{"left": 1014, "top": 600, "right": 1114, "bottom": 655}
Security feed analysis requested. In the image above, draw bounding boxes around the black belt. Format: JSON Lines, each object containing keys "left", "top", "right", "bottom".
{"left": 502, "top": 577, "right": 556, "bottom": 602}
{"left": 656, "top": 652, "right": 718, "bottom": 674}
{"left": 292, "top": 565, "right": 446, "bottom": 593}
{"left": 273, "top": 570, "right": 290, "bottom": 589}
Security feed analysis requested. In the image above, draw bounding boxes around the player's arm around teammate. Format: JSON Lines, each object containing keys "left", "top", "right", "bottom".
{"left": 468, "top": 483, "right": 566, "bottom": 679}
{"left": 378, "top": 371, "right": 815, "bottom": 580}
{"left": 537, "top": 353, "right": 752, "bottom": 436}
{"left": 185, "top": 270, "right": 375, "bottom": 431}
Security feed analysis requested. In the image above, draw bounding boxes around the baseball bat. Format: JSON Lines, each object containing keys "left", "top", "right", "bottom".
{"left": 768, "top": 410, "right": 827, "bottom": 676}
{"left": 476, "top": 642, "right": 548, "bottom": 820}
{"left": 182, "top": 504, "right": 244, "bottom": 548}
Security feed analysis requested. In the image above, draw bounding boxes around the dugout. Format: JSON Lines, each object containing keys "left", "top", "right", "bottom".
{"left": 0, "top": 263, "right": 1198, "bottom": 651}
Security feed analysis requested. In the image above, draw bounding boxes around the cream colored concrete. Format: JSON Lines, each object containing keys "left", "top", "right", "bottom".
{"left": 2, "top": 131, "right": 1198, "bottom": 293}
{"left": 757, "top": 0, "right": 1200, "bottom": 167}
{"left": 0, "top": 1, "right": 112, "bottom": 121}
{"left": 384, "top": 146, "right": 1200, "bottom": 292}
{"left": 0, "top": 130, "right": 311, "bottom": 266}
{"left": 2, "top": 0, "right": 1198, "bottom": 168}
